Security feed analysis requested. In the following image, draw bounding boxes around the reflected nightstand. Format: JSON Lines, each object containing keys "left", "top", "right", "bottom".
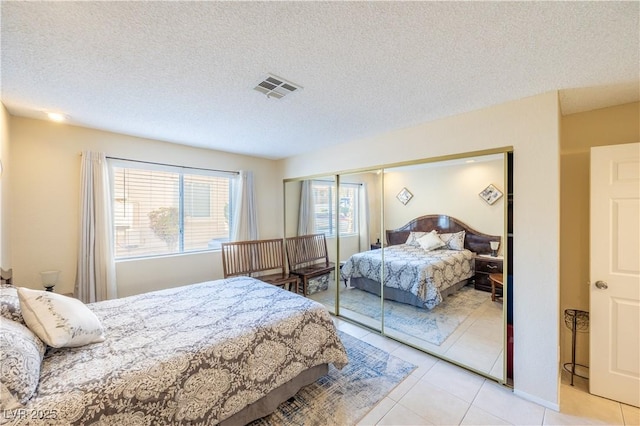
{"left": 474, "top": 254, "right": 503, "bottom": 294}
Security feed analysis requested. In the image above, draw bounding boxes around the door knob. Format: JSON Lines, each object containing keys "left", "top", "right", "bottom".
{"left": 595, "top": 280, "right": 608, "bottom": 290}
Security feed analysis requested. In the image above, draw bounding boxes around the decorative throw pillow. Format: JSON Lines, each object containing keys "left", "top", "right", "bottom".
{"left": 405, "top": 231, "right": 428, "bottom": 247}
{"left": 438, "top": 231, "right": 466, "bottom": 250}
{"left": 0, "top": 317, "right": 46, "bottom": 404}
{"left": 0, "top": 284, "right": 24, "bottom": 324}
{"left": 416, "top": 231, "right": 445, "bottom": 251}
{"left": 17, "top": 287, "right": 105, "bottom": 348}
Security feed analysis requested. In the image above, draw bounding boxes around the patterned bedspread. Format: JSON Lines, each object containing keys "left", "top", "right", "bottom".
{"left": 10, "top": 277, "right": 348, "bottom": 425}
{"left": 340, "top": 245, "right": 475, "bottom": 309}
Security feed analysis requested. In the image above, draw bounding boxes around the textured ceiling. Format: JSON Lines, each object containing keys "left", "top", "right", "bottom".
{"left": 1, "top": 1, "right": 638, "bottom": 160}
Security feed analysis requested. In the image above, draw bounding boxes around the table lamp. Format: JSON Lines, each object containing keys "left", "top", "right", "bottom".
{"left": 40, "top": 270, "right": 59, "bottom": 292}
{"left": 490, "top": 241, "right": 500, "bottom": 257}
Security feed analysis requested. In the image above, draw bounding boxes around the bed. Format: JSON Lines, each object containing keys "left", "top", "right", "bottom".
{"left": 340, "top": 214, "right": 500, "bottom": 310}
{"left": 0, "top": 277, "right": 348, "bottom": 425}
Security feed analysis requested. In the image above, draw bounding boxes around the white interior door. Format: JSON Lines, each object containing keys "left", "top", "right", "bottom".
{"left": 590, "top": 142, "right": 640, "bottom": 407}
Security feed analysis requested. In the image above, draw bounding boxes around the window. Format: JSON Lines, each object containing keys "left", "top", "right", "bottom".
{"left": 110, "top": 160, "right": 234, "bottom": 259}
{"left": 311, "top": 180, "right": 359, "bottom": 236}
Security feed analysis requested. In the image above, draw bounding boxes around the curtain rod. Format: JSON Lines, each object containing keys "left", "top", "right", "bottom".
{"left": 104, "top": 155, "right": 239, "bottom": 175}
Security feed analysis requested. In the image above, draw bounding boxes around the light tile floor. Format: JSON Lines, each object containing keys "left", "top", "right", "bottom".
{"left": 331, "top": 317, "right": 640, "bottom": 426}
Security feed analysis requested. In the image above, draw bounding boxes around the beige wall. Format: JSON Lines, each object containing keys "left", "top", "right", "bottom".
{"left": 0, "top": 104, "right": 10, "bottom": 269}
{"left": 8, "top": 116, "right": 283, "bottom": 297}
{"left": 281, "top": 92, "right": 561, "bottom": 409}
{"left": 559, "top": 102, "right": 640, "bottom": 375}
{"left": 383, "top": 158, "right": 505, "bottom": 239}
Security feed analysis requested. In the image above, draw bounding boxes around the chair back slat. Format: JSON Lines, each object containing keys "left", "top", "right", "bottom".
{"left": 222, "top": 239, "right": 287, "bottom": 279}
{"left": 285, "top": 234, "right": 330, "bottom": 270}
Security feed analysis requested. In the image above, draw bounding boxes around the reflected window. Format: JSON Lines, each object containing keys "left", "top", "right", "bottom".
{"left": 311, "top": 180, "right": 358, "bottom": 236}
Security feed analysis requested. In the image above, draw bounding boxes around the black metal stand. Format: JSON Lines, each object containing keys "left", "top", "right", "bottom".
{"left": 563, "top": 309, "right": 589, "bottom": 386}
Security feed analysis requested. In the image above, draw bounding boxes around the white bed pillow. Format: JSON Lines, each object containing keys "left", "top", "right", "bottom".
{"left": 405, "top": 231, "right": 428, "bottom": 247}
{"left": 416, "top": 231, "right": 445, "bottom": 251}
{"left": 0, "top": 317, "right": 46, "bottom": 404}
{"left": 438, "top": 230, "right": 466, "bottom": 250}
{"left": 17, "top": 287, "right": 105, "bottom": 348}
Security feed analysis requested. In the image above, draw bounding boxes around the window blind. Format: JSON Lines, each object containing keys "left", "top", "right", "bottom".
{"left": 110, "top": 159, "right": 234, "bottom": 259}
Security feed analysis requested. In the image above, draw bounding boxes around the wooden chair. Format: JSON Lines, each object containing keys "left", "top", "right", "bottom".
{"left": 221, "top": 239, "right": 298, "bottom": 291}
{"left": 489, "top": 273, "right": 504, "bottom": 302}
{"left": 285, "top": 234, "right": 335, "bottom": 296}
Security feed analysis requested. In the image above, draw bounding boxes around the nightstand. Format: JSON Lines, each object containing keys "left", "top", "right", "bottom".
{"left": 370, "top": 242, "right": 382, "bottom": 250}
{"left": 474, "top": 255, "right": 503, "bottom": 293}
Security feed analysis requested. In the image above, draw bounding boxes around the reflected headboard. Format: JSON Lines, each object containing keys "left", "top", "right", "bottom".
{"left": 385, "top": 214, "right": 501, "bottom": 255}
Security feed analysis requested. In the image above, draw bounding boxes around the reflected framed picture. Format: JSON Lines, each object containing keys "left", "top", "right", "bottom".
{"left": 397, "top": 187, "right": 413, "bottom": 205}
{"left": 479, "top": 184, "right": 503, "bottom": 205}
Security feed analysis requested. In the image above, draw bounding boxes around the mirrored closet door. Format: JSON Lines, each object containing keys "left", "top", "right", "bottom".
{"left": 284, "top": 149, "right": 511, "bottom": 383}
{"left": 284, "top": 176, "right": 338, "bottom": 314}
{"left": 379, "top": 155, "right": 506, "bottom": 381}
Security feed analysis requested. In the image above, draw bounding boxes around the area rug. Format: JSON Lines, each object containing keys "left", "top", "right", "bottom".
{"left": 313, "top": 285, "right": 489, "bottom": 346}
{"left": 250, "top": 331, "right": 416, "bottom": 426}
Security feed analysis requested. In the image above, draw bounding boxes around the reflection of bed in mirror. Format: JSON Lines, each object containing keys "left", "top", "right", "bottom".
{"left": 340, "top": 214, "right": 500, "bottom": 310}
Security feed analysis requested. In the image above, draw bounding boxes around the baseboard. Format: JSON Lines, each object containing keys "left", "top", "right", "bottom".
{"left": 513, "top": 389, "right": 560, "bottom": 412}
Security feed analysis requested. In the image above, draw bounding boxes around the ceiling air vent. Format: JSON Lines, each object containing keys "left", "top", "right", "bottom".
{"left": 253, "top": 74, "right": 302, "bottom": 99}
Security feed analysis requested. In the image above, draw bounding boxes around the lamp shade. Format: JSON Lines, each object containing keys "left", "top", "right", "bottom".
{"left": 40, "top": 270, "right": 59, "bottom": 287}
{"left": 490, "top": 241, "right": 500, "bottom": 250}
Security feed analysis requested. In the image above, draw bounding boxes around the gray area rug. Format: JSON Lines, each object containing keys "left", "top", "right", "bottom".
{"left": 251, "top": 331, "right": 416, "bottom": 426}
{"left": 314, "top": 285, "right": 488, "bottom": 345}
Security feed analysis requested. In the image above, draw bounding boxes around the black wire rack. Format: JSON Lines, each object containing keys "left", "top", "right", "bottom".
{"left": 563, "top": 309, "right": 589, "bottom": 385}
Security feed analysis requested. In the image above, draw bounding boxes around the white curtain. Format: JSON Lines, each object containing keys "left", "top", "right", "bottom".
{"left": 231, "top": 170, "right": 258, "bottom": 241}
{"left": 75, "top": 151, "right": 117, "bottom": 303}
{"left": 358, "top": 183, "right": 370, "bottom": 251}
{"left": 297, "top": 180, "right": 315, "bottom": 236}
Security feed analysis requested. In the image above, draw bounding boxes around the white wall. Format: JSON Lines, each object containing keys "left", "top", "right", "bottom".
{"left": 8, "top": 116, "right": 283, "bottom": 297}
{"left": 281, "top": 92, "right": 561, "bottom": 409}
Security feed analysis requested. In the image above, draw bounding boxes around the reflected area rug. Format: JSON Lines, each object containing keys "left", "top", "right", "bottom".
{"left": 251, "top": 331, "right": 416, "bottom": 426}
{"left": 313, "top": 285, "right": 488, "bottom": 346}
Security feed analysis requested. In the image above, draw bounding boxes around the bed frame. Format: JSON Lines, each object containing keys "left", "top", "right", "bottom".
{"left": 221, "top": 364, "right": 328, "bottom": 425}
{"left": 350, "top": 214, "right": 501, "bottom": 308}
{"left": 385, "top": 214, "right": 500, "bottom": 254}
